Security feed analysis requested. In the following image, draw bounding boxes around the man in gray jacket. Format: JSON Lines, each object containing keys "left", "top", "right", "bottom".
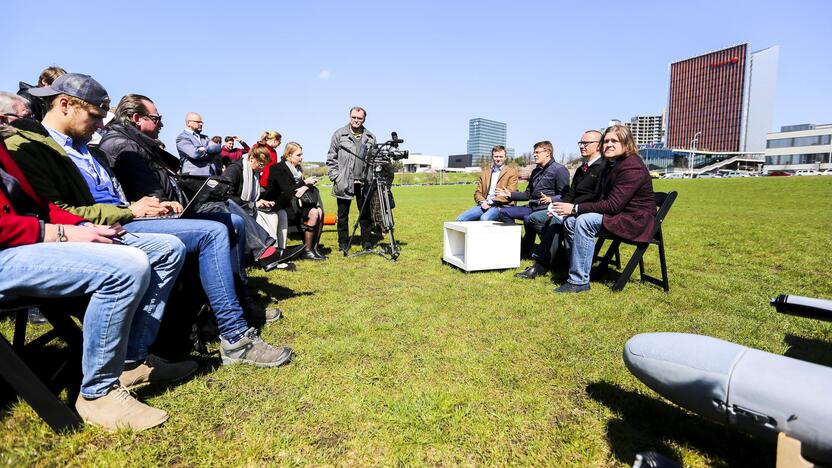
{"left": 326, "top": 106, "right": 376, "bottom": 252}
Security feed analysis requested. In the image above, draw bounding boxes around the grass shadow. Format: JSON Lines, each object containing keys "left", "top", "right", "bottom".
{"left": 246, "top": 277, "right": 314, "bottom": 302}
{"left": 586, "top": 381, "right": 774, "bottom": 466}
{"left": 783, "top": 334, "right": 832, "bottom": 367}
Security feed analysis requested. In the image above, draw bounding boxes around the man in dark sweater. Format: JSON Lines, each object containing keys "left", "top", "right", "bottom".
{"left": 516, "top": 130, "right": 608, "bottom": 279}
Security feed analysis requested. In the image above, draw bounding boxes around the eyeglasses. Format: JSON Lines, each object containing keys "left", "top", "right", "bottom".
{"left": 187, "top": 119, "right": 203, "bottom": 124}
{"left": 143, "top": 113, "right": 163, "bottom": 124}
{"left": 578, "top": 141, "right": 599, "bottom": 146}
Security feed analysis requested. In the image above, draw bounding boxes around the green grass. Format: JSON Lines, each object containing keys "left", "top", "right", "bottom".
{"left": 2, "top": 177, "right": 831, "bottom": 466}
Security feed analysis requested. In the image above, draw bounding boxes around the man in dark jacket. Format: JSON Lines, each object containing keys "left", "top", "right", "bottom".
{"left": 516, "top": 131, "right": 608, "bottom": 279}
{"left": 497, "top": 140, "right": 570, "bottom": 254}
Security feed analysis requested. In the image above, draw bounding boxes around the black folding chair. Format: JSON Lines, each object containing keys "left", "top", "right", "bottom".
{"left": 592, "top": 191, "right": 677, "bottom": 292}
{"left": 0, "top": 297, "right": 87, "bottom": 433}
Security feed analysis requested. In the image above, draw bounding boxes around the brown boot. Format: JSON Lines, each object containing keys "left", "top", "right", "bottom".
{"left": 75, "top": 385, "right": 168, "bottom": 431}
{"left": 120, "top": 354, "right": 198, "bottom": 390}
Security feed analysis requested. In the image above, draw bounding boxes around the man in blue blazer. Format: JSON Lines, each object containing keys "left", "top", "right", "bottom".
{"left": 176, "top": 112, "right": 220, "bottom": 176}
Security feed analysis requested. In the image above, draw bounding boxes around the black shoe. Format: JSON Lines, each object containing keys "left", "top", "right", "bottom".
{"left": 300, "top": 249, "right": 325, "bottom": 261}
{"left": 312, "top": 248, "right": 327, "bottom": 260}
{"left": 338, "top": 243, "right": 349, "bottom": 253}
{"left": 515, "top": 263, "right": 547, "bottom": 279}
{"left": 361, "top": 241, "right": 373, "bottom": 251}
{"left": 554, "top": 282, "right": 590, "bottom": 294}
{"left": 278, "top": 245, "right": 305, "bottom": 263}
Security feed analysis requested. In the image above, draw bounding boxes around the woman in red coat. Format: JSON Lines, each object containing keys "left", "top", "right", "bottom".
{"left": 551, "top": 124, "right": 655, "bottom": 293}
{"left": 252, "top": 130, "right": 281, "bottom": 188}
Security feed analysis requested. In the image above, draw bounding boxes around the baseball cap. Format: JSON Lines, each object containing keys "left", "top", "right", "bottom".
{"left": 28, "top": 73, "right": 110, "bottom": 111}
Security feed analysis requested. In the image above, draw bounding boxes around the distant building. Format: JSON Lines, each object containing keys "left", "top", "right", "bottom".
{"left": 626, "top": 114, "right": 664, "bottom": 145}
{"left": 666, "top": 43, "right": 779, "bottom": 153}
{"left": 401, "top": 154, "right": 444, "bottom": 172}
{"left": 448, "top": 154, "right": 473, "bottom": 168}
{"left": 765, "top": 123, "right": 832, "bottom": 172}
{"left": 467, "top": 118, "right": 507, "bottom": 166}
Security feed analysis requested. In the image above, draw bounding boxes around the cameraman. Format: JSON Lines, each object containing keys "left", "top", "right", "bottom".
{"left": 326, "top": 106, "right": 376, "bottom": 252}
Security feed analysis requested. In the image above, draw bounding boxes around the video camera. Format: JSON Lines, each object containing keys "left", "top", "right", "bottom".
{"left": 362, "top": 132, "right": 409, "bottom": 166}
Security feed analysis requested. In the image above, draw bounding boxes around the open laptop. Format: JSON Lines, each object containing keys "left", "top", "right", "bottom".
{"left": 132, "top": 178, "right": 227, "bottom": 221}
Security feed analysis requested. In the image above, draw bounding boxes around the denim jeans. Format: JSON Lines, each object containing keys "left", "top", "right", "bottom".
{"left": 562, "top": 213, "right": 603, "bottom": 285}
{"left": 455, "top": 205, "right": 501, "bottom": 221}
{"left": 125, "top": 219, "right": 250, "bottom": 340}
{"left": 529, "top": 210, "right": 565, "bottom": 267}
{"left": 0, "top": 243, "right": 151, "bottom": 398}
{"left": 195, "top": 200, "right": 275, "bottom": 262}
{"left": 119, "top": 233, "right": 187, "bottom": 363}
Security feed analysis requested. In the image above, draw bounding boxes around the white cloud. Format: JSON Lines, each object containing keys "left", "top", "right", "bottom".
{"left": 318, "top": 69, "right": 331, "bottom": 80}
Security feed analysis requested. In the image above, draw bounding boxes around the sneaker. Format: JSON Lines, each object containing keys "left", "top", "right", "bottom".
{"left": 120, "top": 354, "right": 198, "bottom": 390}
{"left": 75, "top": 385, "right": 168, "bottom": 431}
{"left": 554, "top": 282, "right": 590, "bottom": 294}
{"left": 220, "top": 327, "right": 293, "bottom": 368}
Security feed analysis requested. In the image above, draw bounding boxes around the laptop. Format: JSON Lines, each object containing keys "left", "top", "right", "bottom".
{"left": 132, "top": 178, "right": 227, "bottom": 220}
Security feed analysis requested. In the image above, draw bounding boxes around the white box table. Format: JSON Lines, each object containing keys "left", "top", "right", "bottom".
{"left": 443, "top": 221, "right": 521, "bottom": 272}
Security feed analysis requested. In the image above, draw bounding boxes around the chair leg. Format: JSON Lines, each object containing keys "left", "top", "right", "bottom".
{"left": 657, "top": 236, "right": 669, "bottom": 291}
{"left": 0, "top": 335, "right": 83, "bottom": 433}
{"left": 612, "top": 244, "right": 648, "bottom": 292}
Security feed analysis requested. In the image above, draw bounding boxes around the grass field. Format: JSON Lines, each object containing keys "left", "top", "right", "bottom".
{"left": 2, "top": 176, "right": 831, "bottom": 466}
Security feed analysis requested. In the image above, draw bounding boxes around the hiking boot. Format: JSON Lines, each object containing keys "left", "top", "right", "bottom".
{"left": 120, "top": 354, "right": 198, "bottom": 390}
{"left": 220, "top": 327, "right": 293, "bottom": 368}
{"left": 75, "top": 385, "right": 168, "bottom": 431}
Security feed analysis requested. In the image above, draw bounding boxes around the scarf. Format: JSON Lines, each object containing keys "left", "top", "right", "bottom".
{"left": 241, "top": 157, "right": 260, "bottom": 202}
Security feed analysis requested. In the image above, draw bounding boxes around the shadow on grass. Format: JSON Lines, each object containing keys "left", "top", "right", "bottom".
{"left": 784, "top": 334, "right": 832, "bottom": 367}
{"left": 247, "top": 277, "right": 314, "bottom": 302}
{"left": 0, "top": 344, "right": 80, "bottom": 423}
{"left": 586, "top": 381, "right": 774, "bottom": 466}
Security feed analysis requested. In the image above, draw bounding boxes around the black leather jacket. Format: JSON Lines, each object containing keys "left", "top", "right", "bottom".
{"left": 96, "top": 122, "right": 187, "bottom": 205}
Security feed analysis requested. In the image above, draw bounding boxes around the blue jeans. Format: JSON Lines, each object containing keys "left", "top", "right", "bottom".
{"left": 562, "top": 213, "right": 604, "bottom": 285}
{"left": 125, "top": 219, "right": 250, "bottom": 340}
{"left": 455, "top": 205, "right": 501, "bottom": 221}
{"left": 0, "top": 243, "right": 151, "bottom": 398}
{"left": 119, "top": 233, "right": 186, "bottom": 363}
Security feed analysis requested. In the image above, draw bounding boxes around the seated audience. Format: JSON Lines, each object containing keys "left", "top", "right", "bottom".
{"left": 551, "top": 124, "right": 656, "bottom": 293}
{"left": 455, "top": 145, "right": 518, "bottom": 221}
{"left": 0, "top": 138, "right": 165, "bottom": 431}
{"left": 264, "top": 142, "right": 326, "bottom": 261}
{"left": 516, "top": 130, "right": 608, "bottom": 279}
{"left": 221, "top": 135, "right": 250, "bottom": 168}
{"left": 252, "top": 130, "right": 281, "bottom": 187}
{"left": 6, "top": 76, "right": 292, "bottom": 367}
{"left": 497, "top": 140, "right": 570, "bottom": 254}
{"left": 224, "top": 145, "right": 300, "bottom": 269}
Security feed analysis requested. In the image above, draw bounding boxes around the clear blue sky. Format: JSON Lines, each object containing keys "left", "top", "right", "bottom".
{"left": 6, "top": 0, "right": 831, "bottom": 162}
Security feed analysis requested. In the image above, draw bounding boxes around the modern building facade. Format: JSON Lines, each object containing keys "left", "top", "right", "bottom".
{"left": 467, "top": 118, "right": 507, "bottom": 165}
{"left": 765, "top": 123, "right": 832, "bottom": 172}
{"left": 666, "top": 43, "right": 779, "bottom": 154}
{"left": 627, "top": 114, "right": 665, "bottom": 145}
{"left": 448, "top": 154, "right": 473, "bottom": 168}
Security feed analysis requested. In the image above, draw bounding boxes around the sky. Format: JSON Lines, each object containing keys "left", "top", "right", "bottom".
{"left": 5, "top": 0, "right": 831, "bottom": 162}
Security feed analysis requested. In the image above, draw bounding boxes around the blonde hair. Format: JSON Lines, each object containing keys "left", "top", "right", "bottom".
{"left": 281, "top": 141, "right": 302, "bottom": 161}
{"left": 259, "top": 130, "right": 282, "bottom": 145}
{"left": 602, "top": 125, "right": 640, "bottom": 158}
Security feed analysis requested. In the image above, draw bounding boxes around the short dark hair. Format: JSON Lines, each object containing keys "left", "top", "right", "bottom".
{"left": 491, "top": 145, "right": 506, "bottom": 155}
{"left": 533, "top": 140, "right": 553, "bottom": 155}
{"left": 114, "top": 94, "right": 153, "bottom": 127}
{"left": 350, "top": 106, "right": 367, "bottom": 118}
{"left": 224, "top": 136, "right": 235, "bottom": 143}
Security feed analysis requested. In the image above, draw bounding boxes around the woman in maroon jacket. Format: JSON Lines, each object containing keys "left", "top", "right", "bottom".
{"left": 551, "top": 124, "right": 655, "bottom": 293}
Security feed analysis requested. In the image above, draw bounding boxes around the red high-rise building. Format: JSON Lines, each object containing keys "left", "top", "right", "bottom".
{"left": 666, "top": 44, "right": 748, "bottom": 152}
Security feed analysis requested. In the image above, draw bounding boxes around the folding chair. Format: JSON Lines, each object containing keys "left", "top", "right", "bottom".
{"left": 592, "top": 191, "right": 677, "bottom": 292}
{"left": 0, "top": 297, "right": 87, "bottom": 433}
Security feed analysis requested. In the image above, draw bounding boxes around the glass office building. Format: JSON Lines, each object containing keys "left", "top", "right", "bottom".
{"left": 765, "top": 123, "right": 832, "bottom": 170}
{"left": 467, "top": 118, "right": 507, "bottom": 165}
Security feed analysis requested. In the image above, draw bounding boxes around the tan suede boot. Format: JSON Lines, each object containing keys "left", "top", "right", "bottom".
{"left": 75, "top": 385, "right": 168, "bottom": 431}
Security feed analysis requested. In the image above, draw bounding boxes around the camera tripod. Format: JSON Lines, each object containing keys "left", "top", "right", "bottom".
{"left": 345, "top": 163, "right": 399, "bottom": 261}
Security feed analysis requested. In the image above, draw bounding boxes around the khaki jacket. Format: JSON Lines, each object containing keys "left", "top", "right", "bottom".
{"left": 474, "top": 164, "right": 518, "bottom": 205}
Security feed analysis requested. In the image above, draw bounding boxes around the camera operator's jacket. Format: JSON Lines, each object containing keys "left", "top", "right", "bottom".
{"left": 326, "top": 124, "right": 376, "bottom": 200}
